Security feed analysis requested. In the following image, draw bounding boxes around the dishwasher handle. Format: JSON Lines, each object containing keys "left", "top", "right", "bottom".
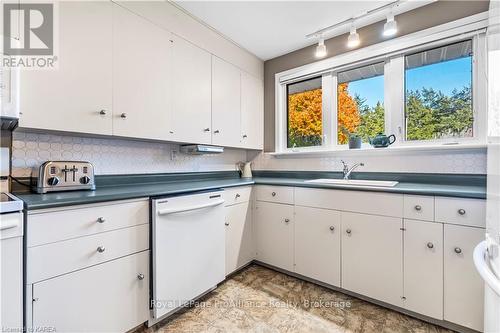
{"left": 157, "top": 199, "right": 225, "bottom": 215}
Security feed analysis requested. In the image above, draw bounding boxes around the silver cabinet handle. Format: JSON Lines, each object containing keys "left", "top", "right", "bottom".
{"left": 271, "top": 192, "right": 276, "bottom": 197}
{"left": 284, "top": 218, "right": 290, "bottom": 223}
{"left": 235, "top": 193, "right": 241, "bottom": 198}
{"left": 97, "top": 217, "right": 105, "bottom": 223}
{"left": 99, "top": 109, "right": 107, "bottom": 115}
{"left": 214, "top": 130, "right": 220, "bottom": 134}
{"left": 97, "top": 246, "right": 106, "bottom": 253}
{"left": 120, "top": 113, "right": 127, "bottom": 119}
{"left": 414, "top": 205, "right": 422, "bottom": 211}
{"left": 224, "top": 222, "right": 230, "bottom": 226}
{"left": 242, "top": 134, "right": 248, "bottom": 138}
{"left": 137, "top": 273, "right": 145, "bottom": 280}
{"left": 427, "top": 242, "right": 434, "bottom": 249}
{"left": 458, "top": 209, "right": 466, "bottom": 215}
{"left": 329, "top": 226, "right": 335, "bottom": 231}
{"left": 454, "top": 247, "right": 462, "bottom": 254}
{"left": 346, "top": 229, "right": 352, "bottom": 235}
{"left": 204, "top": 128, "right": 210, "bottom": 132}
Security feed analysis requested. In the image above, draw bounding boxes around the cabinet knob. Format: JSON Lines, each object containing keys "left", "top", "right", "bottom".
{"left": 414, "top": 205, "right": 422, "bottom": 211}
{"left": 242, "top": 134, "right": 248, "bottom": 138}
{"left": 346, "top": 229, "right": 352, "bottom": 235}
{"left": 120, "top": 113, "right": 127, "bottom": 119}
{"left": 427, "top": 242, "right": 434, "bottom": 249}
{"left": 204, "top": 128, "right": 210, "bottom": 132}
{"left": 235, "top": 193, "right": 241, "bottom": 198}
{"left": 97, "top": 246, "right": 106, "bottom": 253}
{"left": 458, "top": 209, "right": 466, "bottom": 215}
{"left": 137, "top": 273, "right": 145, "bottom": 280}
{"left": 329, "top": 226, "right": 335, "bottom": 231}
{"left": 214, "top": 129, "right": 220, "bottom": 134}
{"left": 284, "top": 218, "right": 290, "bottom": 223}
{"left": 99, "top": 109, "right": 107, "bottom": 115}
{"left": 271, "top": 192, "right": 276, "bottom": 197}
{"left": 225, "top": 222, "right": 230, "bottom": 226}
{"left": 454, "top": 247, "right": 462, "bottom": 254}
{"left": 96, "top": 217, "right": 105, "bottom": 223}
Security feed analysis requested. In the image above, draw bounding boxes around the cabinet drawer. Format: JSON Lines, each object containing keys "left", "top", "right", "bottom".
{"left": 32, "top": 250, "right": 149, "bottom": 333}
{"left": 435, "top": 197, "right": 486, "bottom": 227}
{"left": 224, "top": 186, "right": 252, "bottom": 206}
{"left": 403, "top": 195, "right": 434, "bottom": 221}
{"left": 27, "top": 224, "right": 149, "bottom": 283}
{"left": 27, "top": 199, "right": 148, "bottom": 247}
{"left": 295, "top": 187, "right": 403, "bottom": 218}
{"left": 255, "top": 185, "right": 294, "bottom": 204}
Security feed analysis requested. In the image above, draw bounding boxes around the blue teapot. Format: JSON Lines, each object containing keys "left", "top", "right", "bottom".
{"left": 369, "top": 133, "right": 396, "bottom": 148}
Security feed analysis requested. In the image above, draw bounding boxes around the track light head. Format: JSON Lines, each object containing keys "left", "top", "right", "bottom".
{"left": 383, "top": 13, "right": 398, "bottom": 37}
{"left": 347, "top": 26, "right": 360, "bottom": 48}
{"left": 315, "top": 37, "right": 327, "bottom": 58}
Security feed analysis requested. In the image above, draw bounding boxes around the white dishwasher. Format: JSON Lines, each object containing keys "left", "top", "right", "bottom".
{"left": 151, "top": 190, "right": 225, "bottom": 322}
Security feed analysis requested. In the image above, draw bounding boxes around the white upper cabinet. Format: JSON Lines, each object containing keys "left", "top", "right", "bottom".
{"left": 211, "top": 56, "right": 242, "bottom": 147}
{"left": 19, "top": 1, "right": 113, "bottom": 135}
{"left": 171, "top": 35, "right": 212, "bottom": 144}
{"left": 112, "top": 4, "right": 173, "bottom": 141}
{"left": 240, "top": 71, "right": 263, "bottom": 149}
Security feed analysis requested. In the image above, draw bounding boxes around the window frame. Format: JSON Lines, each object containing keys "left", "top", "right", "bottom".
{"left": 274, "top": 14, "right": 488, "bottom": 154}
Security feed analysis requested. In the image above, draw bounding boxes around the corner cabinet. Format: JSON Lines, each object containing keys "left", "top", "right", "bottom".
{"left": 19, "top": 1, "right": 113, "bottom": 135}
{"left": 240, "top": 71, "right": 264, "bottom": 149}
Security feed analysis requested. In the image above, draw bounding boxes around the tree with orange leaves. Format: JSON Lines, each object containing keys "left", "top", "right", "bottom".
{"left": 337, "top": 82, "right": 361, "bottom": 144}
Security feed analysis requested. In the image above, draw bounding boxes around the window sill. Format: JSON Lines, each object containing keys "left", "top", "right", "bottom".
{"left": 269, "top": 143, "right": 487, "bottom": 158}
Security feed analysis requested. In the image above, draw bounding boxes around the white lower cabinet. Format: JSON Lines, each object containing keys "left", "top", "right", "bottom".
{"left": 403, "top": 219, "right": 443, "bottom": 319}
{"left": 225, "top": 201, "right": 254, "bottom": 275}
{"left": 444, "top": 224, "right": 485, "bottom": 331}
{"left": 254, "top": 201, "right": 294, "bottom": 271}
{"left": 31, "top": 250, "right": 149, "bottom": 333}
{"left": 341, "top": 212, "right": 403, "bottom": 307}
{"left": 294, "top": 206, "right": 341, "bottom": 286}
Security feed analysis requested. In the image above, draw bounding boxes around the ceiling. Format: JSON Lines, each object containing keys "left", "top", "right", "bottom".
{"left": 174, "top": 1, "right": 430, "bottom": 61}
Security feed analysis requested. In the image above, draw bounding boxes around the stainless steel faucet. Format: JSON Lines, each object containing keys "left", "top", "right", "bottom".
{"left": 341, "top": 160, "right": 365, "bottom": 180}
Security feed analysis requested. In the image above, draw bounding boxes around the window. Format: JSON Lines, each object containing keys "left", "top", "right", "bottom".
{"left": 337, "top": 63, "right": 385, "bottom": 144}
{"left": 286, "top": 77, "right": 323, "bottom": 148}
{"left": 405, "top": 40, "right": 473, "bottom": 141}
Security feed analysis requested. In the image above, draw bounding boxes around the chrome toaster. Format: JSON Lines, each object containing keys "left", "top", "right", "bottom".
{"left": 34, "top": 161, "right": 96, "bottom": 193}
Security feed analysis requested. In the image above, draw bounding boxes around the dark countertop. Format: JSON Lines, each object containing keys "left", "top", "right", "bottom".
{"left": 14, "top": 171, "right": 486, "bottom": 211}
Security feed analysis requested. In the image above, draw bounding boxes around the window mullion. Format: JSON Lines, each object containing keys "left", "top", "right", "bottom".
{"left": 322, "top": 73, "right": 335, "bottom": 149}
{"left": 385, "top": 56, "right": 405, "bottom": 145}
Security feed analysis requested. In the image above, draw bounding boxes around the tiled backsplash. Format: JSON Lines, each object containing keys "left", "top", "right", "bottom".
{"left": 250, "top": 149, "right": 487, "bottom": 174}
{"left": 11, "top": 131, "right": 487, "bottom": 177}
{"left": 11, "top": 131, "right": 246, "bottom": 177}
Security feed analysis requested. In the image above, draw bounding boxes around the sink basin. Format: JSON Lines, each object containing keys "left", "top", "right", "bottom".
{"left": 305, "top": 179, "right": 399, "bottom": 187}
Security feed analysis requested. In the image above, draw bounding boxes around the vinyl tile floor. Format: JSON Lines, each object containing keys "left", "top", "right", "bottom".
{"left": 141, "top": 264, "right": 453, "bottom": 333}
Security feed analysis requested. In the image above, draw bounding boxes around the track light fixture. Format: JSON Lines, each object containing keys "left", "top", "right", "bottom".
{"left": 383, "top": 12, "right": 398, "bottom": 37}
{"left": 315, "top": 36, "right": 327, "bottom": 58}
{"left": 347, "top": 26, "right": 360, "bottom": 48}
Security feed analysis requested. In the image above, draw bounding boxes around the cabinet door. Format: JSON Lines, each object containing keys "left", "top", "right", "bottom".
{"left": 225, "top": 202, "right": 254, "bottom": 275}
{"left": 342, "top": 212, "right": 403, "bottom": 307}
{"left": 171, "top": 35, "right": 212, "bottom": 144}
{"left": 444, "top": 224, "right": 484, "bottom": 331}
{"left": 112, "top": 4, "right": 173, "bottom": 140}
{"left": 240, "top": 72, "right": 263, "bottom": 149}
{"left": 19, "top": 1, "right": 113, "bottom": 135}
{"left": 403, "top": 219, "right": 443, "bottom": 319}
{"left": 254, "top": 201, "right": 294, "bottom": 271}
{"left": 212, "top": 56, "right": 241, "bottom": 147}
{"left": 295, "top": 206, "right": 341, "bottom": 286}
{"left": 32, "top": 251, "right": 149, "bottom": 333}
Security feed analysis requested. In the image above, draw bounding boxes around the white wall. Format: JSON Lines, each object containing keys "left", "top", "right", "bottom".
{"left": 11, "top": 132, "right": 245, "bottom": 177}
{"left": 250, "top": 150, "right": 487, "bottom": 174}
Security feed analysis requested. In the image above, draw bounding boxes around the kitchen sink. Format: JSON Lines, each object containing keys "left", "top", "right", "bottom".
{"left": 304, "top": 179, "right": 399, "bottom": 187}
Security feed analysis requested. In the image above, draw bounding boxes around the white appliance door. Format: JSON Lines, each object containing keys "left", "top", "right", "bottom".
{"left": 152, "top": 191, "right": 225, "bottom": 320}
{"left": 480, "top": 2, "right": 500, "bottom": 332}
